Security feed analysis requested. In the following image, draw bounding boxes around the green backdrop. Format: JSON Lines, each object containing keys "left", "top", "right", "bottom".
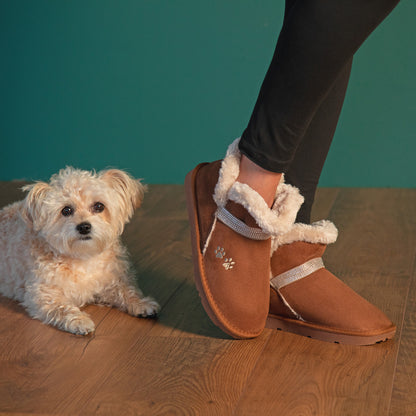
{"left": 1, "top": 1, "right": 414, "bottom": 186}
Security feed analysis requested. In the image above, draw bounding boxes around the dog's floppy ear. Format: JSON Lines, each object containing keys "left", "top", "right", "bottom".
{"left": 99, "top": 169, "right": 147, "bottom": 221}
{"left": 20, "top": 182, "right": 51, "bottom": 230}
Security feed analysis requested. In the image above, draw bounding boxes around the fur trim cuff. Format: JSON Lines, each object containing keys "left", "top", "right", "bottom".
{"left": 213, "top": 138, "right": 241, "bottom": 207}
{"left": 227, "top": 182, "right": 303, "bottom": 236}
{"left": 271, "top": 220, "right": 338, "bottom": 253}
{"left": 213, "top": 138, "right": 304, "bottom": 236}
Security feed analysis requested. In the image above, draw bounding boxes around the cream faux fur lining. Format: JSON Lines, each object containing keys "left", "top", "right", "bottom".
{"left": 271, "top": 220, "right": 338, "bottom": 254}
{"left": 213, "top": 138, "right": 241, "bottom": 207}
{"left": 228, "top": 182, "right": 304, "bottom": 236}
{"left": 213, "top": 138, "right": 304, "bottom": 236}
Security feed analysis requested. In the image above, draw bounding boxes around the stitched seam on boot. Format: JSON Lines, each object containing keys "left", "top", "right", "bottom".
{"left": 277, "top": 290, "right": 305, "bottom": 322}
{"left": 202, "top": 216, "right": 218, "bottom": 256}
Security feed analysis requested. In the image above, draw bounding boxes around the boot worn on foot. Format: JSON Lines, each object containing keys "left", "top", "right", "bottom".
{"left": 266, "top": 220, "right": 396, "bottom": 345}
{"left": 185, "top": 139, "right": 303, "bottom": 339}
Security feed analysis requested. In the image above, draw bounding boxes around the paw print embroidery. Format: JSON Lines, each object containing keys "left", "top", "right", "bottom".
{"left": 222, "top": 258, "right": 235, "bottom": 270}
{"left": 215, "top": 247, "right": 236, "bottom": 270}
{"left": 215, "top": 247, "right": 226, "bottom": 259}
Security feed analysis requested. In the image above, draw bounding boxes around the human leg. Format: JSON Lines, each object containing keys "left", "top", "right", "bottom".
{"left": 247, "top": 0, "right": 400, "bottom": 344}
{"left": 266, "top": 61, "right": 396, "bottom": 343}
{"left": 239, "top": 0, "right": 399, "bottom": 175}
{"left": 185, "top": 0, "right": 400, "bottom": 340}
{"left": 285, "top": 60, "right": 352, "bottom": 224}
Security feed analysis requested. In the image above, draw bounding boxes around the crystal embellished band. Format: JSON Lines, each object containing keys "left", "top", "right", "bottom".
{"left": 270, "top": 257, "right": 325, "bottom": 290}
{"left": 216, "top": 206, "right": 270, "bottom": 241}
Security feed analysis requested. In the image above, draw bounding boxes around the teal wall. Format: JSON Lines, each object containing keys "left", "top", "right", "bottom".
{"left": 1, "top": 1, "right": 414, "bottom": 186}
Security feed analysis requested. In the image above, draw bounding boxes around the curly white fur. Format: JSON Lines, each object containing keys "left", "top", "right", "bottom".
{"left": 0, "top": 167, "right": 159, "bottom": 335}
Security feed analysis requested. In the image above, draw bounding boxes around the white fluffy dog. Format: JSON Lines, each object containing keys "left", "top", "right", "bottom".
{"left": 0, "top": 167, "right": 159, "bottom": 335}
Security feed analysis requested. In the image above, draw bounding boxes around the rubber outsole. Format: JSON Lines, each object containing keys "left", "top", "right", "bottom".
{"left": 266, "top": 314, "right": 396, "bottom": 345}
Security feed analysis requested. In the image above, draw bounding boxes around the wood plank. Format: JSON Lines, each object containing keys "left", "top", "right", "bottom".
{"left": 80, "top": 335, "right": 269, "bottom": 415}
{"left": 324, "top": 188, "right": 416, "bottom": 276}
{"left": 1, "top": 319, "right": 269, "bottom": 414}
{"left": 0, "top": 181, "right": 240, "bottom": 414}
{"left": 390, "top": 248, "right": 416, "bottom": 415}
{"left": 123, "top": 217, "right": 192, "bottom": 308}
{"left": 123, "top": 216, "right": 228, "bottom": 338}
{"left": 0, "top": 183, "right": 178, "bottom": 414}
{"left": 311, "top": 187, "right": 340, "bottom": 222}
{"left": 0, "top": 303, "right": 159, "bottom": 414}
{"left": 0, "top": 181, "right": 27, "bottom": 208}
{"left": 324, "top": 189, "right": 416, "bottom": 333}
{"left": 137, "top": 184, "right": 188, "bottom": 221}
{"left": 146, "top": 271, "right": 232, "bottom": 339}
{"left": 235, "top": 332, "right": 396, "bottom": 416}
{"left": 234, "top": 188, "right": 415, "bottom": 416}
{"left": 1, "top": 184, "right": 414, "bottom": 415}
{"left": 0, "top": 299, "right": 115, "bottom": 413}
{"left": 124, "top": 185, "right": 234, "bottom": 339}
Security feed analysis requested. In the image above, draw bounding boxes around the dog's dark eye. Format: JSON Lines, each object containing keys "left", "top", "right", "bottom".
{"left": 92, "top": 202, "right": 105, "bottom": 213}
{"left": 61, "top": 206, "right": 74, "bottom": 217}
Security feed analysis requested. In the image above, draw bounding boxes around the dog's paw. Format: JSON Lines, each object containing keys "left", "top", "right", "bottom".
{"left": 63, "top": 312, "right": 96, "bottom": 335}
{"left": 128, "top": 297, "right": 160, "bottom": 319}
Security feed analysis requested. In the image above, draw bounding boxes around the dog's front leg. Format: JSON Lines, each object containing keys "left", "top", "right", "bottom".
{"left": 23, "top": 285, "right": 95, "bottom": 335}
{"left": 97, "top": 280, "right": 159, "bottom": 319}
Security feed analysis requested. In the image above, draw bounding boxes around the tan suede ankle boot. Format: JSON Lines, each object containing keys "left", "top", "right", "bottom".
{"left": 185, "top": 139, "right": 303, "bottom": 339}
{"left": 267, "top": 220, "right": 396, "bottom": 345}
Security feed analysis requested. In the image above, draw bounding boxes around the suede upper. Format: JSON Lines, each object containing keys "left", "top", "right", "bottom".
{"left": 189, "top": 162, "right": 271, "bottom": 338}
{"left": 186, "top": 138, "right": 304, "bottom": 339}
{"left": 270, "top": 240, "right": 395, "bottom": 337}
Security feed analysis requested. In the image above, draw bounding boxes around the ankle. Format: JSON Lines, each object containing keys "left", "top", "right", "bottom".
{"left": 237, "top": 155, "right": 282, "bottom": 207}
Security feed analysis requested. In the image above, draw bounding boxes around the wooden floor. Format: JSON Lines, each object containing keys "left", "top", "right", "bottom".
{"left": 0, "top": 182, "right": 415, "bottom": 416}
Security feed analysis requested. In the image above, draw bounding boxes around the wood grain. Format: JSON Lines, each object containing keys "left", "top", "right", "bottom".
{"left": 390, "top": 222, "right": 416, "bottom": 416}
{"left": 0, "top": 182, "right": 415, "bottom": 415}
{"left": 234, "top": 188, "right": 416, "bottom": 416}
{"left": 234, "top": 332, "right": 396, "bottom": 416}
{"left": 81, "top": 335, "right": 269, "bottom": 416}
{"left": 311, "top": 187, "right": 340, "bottom": 221}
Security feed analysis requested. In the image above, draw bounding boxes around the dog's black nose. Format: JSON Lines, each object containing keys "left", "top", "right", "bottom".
{"left": 76, "top": 222, "right": 92, "bottom": 235}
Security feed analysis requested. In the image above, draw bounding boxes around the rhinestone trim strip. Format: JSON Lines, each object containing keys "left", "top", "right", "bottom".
{"left": 216, "top": 206, "right": 270, "bottom": 241}
{"left": 270, "top": 257, "right": 325, "bottom": 290}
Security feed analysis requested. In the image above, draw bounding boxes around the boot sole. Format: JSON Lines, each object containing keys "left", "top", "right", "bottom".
{"left": 185, "top": 165, "right": 260, "bottom": 339}
{"left": 266, "top": 314, "right": 396, "bottom": 345}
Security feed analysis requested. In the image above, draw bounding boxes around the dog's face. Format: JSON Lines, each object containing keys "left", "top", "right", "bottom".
{"left": 21, "top": 167, "right": 145, "bottom": 258}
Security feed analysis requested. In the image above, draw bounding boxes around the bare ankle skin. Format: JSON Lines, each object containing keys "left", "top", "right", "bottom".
{"left": 237, "top": 155, "right": 282, "bottom": 208}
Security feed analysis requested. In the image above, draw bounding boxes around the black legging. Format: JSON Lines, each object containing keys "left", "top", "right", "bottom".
{"left": 239, "top": 0, "right": 400, "bottom": 223}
